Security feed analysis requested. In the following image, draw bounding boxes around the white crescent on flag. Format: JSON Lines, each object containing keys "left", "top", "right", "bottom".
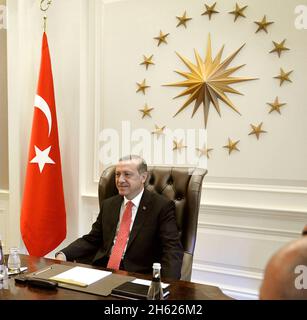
{"left": 34, "top": 94, "right": 52, "bottom": 136}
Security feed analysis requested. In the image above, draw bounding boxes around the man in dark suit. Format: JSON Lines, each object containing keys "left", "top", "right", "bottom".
{"left": 56, "top": 155, "right": 183, "bottom": 280}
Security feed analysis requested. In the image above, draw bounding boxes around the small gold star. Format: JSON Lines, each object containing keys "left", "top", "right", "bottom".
{"left": 229, "top": 3, "right": 248, "bottom": 22}
{"left": 154, "top": 30, "right": 170, "bottom": 46}
{"left": 223, "top": 138, "right": 240, "bottom": 155}
{"left": 269, "top": 39, "right": 290, "bottom": 58}
{"left": 274, "top": 68, "right": 293, "bottom": 86}
{"left": 196, "top": 145, "right": 214, "bottom": 159}
{"left": 254, "top": 15, "right": 274, "bottom": 33}
{"left": 201, "top": 2, "right": 219, "bottom": 20}
{"left": 140, "top": 54, "right": 155, "bottom": 70}
{"left": 151, "top": 124, "right": 166, "bottom": 137}
{"left": 139, "top": 104, "right": 154, "bottom": 118}
{"left": 267, "top": 97, "right": 286, "bottom": 114}
{"left": 173, "top": 139, "right": 187, "bottom": 152}
{"left": 248, "top": 122, "right": 267, "bottom": 140}
{"left": 176, "top": 11, "right": 192, "bottom": 28}
{"left": 136, "top": 79, "right": 150, "bottom": 94}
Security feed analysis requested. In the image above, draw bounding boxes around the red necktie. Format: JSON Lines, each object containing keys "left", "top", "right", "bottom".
{"left": 107, "top": 201, "right": 133, "bottom": 270}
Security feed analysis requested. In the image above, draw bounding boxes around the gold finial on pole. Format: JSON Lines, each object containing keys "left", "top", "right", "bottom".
{"left": 43, "top": 15, "right": 47, "bottom": 32}
{"left": 40, "top": 0, "right": 52, "bottom": 32}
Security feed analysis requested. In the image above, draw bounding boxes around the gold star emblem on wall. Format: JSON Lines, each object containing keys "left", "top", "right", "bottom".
{"left": 164, "top": 34, "right": 257, "bottom": 127}
{"left": 140, "top": 54, "right": 155, "bottom": 70}
{"left": 173, "top": 139, "right": 187, "bottom": 152}
{"left": 151, "top": 124, "right": 166, "bottom": 137}
{"left": 248, "top": 122, "right": 267, "bottom": 140}
{"left": 223, "top": 138, "right": 240, "bottom": 155}
{"left": 229, "top": 3, "right": 248, "bottom": 22}
{"left": 154, "top": 30, "right": 170, "bottom": 46}
{"left": 139, "top": 104, "right": 154, "bottom": 118}
{"left": 176, "top": 11, "right": 192, "bottom": 28}
{"left": 201, "top": 2, "right": 219, "bottom": 20}
{"left": 267, "top": 97, "right": 286, "bottom": 114}
{"left": 133, "top": 4, "right": 295, "bottom": 160}
{"left": 274, "top": 68, "right": 293, "bottom": 86}
{"left": 196, "top": 145, "right": 214, "bottom": 158}
{"left": 136, "top": 79, "right": 150, "bottom": 94}
{"left": 254, "top": 15, "right": 274, "bottom": 33}
{"left": 269, "top": 39, "right": 290, "bottom": 58}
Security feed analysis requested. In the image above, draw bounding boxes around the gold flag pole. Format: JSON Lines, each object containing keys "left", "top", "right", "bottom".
{"left": 40, "top": 0, "right": 52, "bottom": 32}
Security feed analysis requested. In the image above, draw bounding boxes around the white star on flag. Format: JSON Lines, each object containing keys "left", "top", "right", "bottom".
{"left": 30, "top": 145, "right": 55, "bottom": 173}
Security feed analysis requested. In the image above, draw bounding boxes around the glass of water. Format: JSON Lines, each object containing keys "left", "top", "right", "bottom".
{"left": 8, "top": 247, "right": 21, "bottom": 274}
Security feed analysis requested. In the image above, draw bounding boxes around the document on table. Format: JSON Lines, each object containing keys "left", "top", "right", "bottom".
{"left": 50, "top": 266, "right": 112, "bottom": 287}
{"left": 131, "top": 278, "right": 170, "bottom": 289}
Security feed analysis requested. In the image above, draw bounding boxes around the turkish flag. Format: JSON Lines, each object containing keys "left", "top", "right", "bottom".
{"left": 21, "top": 33, "right": 66, "bottom": 257}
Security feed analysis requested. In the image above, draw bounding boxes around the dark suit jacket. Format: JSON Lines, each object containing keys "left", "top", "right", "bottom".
{"left": 61, "top": 189, "right": 183, "bottom": 280}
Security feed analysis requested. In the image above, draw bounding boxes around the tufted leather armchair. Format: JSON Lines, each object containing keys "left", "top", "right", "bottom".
{"left": 98, "top": 165, "right": 207, "bottom": 281}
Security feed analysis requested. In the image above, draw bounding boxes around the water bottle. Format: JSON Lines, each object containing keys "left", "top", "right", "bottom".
{"left": 8, "top": 247, "right": 21, "bottom": 274}
{"left": 147, "top": 262, "right": 164, "bottom": 300}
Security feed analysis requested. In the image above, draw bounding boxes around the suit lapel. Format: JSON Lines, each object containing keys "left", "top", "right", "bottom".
{"left": 126, "top": 189, "right": 152, "bottom": 251}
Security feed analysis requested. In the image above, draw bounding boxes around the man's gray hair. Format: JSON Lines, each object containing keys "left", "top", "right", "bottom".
{"left": 119, "top": 155, "right": 147, "bottom": 174}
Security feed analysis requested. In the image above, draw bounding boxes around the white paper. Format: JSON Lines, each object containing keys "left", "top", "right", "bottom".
{"left": 132, "top": 278, "right": 170, "bottom": 289}
{"left": 50, "top": 266, "right": 111, "bottom": 285}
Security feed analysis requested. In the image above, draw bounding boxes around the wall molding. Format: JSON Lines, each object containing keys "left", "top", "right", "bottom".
{"left": 81, "top": 193, "right": 97, "bottom": 200}
{"left": 199, "top": 222, "right": 301, "bottom": 239}
{"left": 0, "top": 189, "right": 9, "bottom": 196}
{"left": 192, "top": 183, "right": 305, "bottom": 299}
{"left": 102, "top": 0, "right": 128, "bottom": 4}
{"left": 204, "top": 180, "right": 307, "bottom": 194}
{"left": 0, "top": 189, "right": 9, "bottom": 213}
{"left": 93, "top": 0, "right": 104, "bottom": 184}
{"left": 203, "top": 180, "right": 307, "bottom": 217}
{"left": 0, "top": 189, "right": 9, "bottom": 252}
{"left": 192, "top": 263, "right": 260, "bottom": 300}
{"left": 200, "top": 203, "right": 307, "bottom": 223}
{"left": 193, "top": 261, "right": 263, "bottom": 278}
{"left": 79, "top": 0, "right": 106, "bottom": 197}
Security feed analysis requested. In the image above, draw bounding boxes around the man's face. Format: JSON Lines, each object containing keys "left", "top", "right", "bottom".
{"left": 115, "top": 159, "right": 147, "bottom": 200}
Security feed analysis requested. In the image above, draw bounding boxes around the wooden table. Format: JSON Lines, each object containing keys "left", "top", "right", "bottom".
{"left": 0, "top": 255, "right": 231, "bottom": 300}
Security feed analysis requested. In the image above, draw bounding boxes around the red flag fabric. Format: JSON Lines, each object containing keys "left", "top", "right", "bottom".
{"left": 21, "top": 33, "right": 66, "bottom": 257}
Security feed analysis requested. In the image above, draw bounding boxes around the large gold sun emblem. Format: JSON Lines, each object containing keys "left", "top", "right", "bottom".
{"left": 165, "top": 34, "right": 257, "bottom": 127}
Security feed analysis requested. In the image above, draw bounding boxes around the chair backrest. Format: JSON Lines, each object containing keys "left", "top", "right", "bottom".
{"left": 98, "top": 165, "right": 207, "bottom": 281}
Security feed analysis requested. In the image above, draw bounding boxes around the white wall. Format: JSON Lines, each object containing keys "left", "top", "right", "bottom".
{"left": 5, "top": 0, "right": 307, "bottom": 300}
